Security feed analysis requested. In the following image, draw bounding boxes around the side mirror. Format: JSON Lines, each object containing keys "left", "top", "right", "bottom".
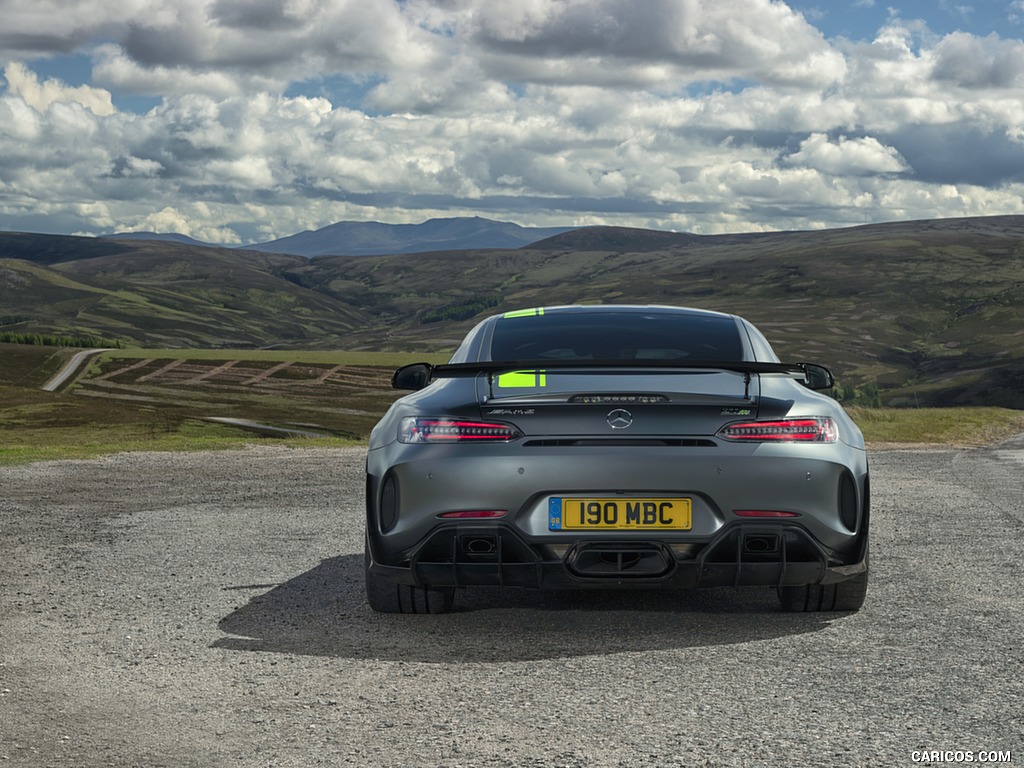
{"left": 392, "top": 363, "right": 433, "bottom": 391}
{"left": 799, "top": 363, "right": 835, "bottom": 391}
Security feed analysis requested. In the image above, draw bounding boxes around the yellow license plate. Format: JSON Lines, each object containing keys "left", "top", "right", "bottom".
{"left": 549, "top": 498, "right": 692, "bottom": 531}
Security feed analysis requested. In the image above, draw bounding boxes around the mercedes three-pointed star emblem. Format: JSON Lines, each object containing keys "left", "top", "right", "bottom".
{"left": 606, "top": 408, "right": 633, "bottom": 429}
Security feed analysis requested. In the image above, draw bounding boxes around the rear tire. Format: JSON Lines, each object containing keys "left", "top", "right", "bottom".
{"left": 365, "top": 541, "right": 455, "bottom": 614}
{"left": 778, "top": 550, "right": 869, "bottom": 612}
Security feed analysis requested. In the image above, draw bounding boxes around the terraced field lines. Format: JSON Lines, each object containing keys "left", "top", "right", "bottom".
{"left": 315, "top": 365, "right": 345, "bottom": 384}
{"left": 241, "top": 361, "right": 293, "bottom": 385}
{"left": 95, "top": 357, "right": 151, "bottom": 380}
{"left": 138, "top": 359, "right": 185, "bottom": 382}
{"left": 188, "top": 360, "right": 239, "bottom": 383}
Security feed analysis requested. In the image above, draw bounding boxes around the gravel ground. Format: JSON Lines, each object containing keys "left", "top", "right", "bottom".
{"left": 1, "top": 438, "right": 1022, "bottom": 767}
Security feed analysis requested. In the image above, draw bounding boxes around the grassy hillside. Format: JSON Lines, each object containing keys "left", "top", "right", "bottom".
{"left": 1, "top": 235, "right": 374, "bottom": 348}
{"left": 3, "top": 343, "right": 1022, "bottom": 465}
{"left": 3, "top": 216, "right": 1024, "bottom": 406}
{"left": 0, "top": 343, "right": 450, "bottom": 464}
{"left": 284, "top": 216, "right": 1024, "bottom": 406}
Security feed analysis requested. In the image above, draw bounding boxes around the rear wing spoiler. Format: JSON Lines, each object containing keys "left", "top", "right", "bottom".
{"left": 392, "top": 359, "right": 835, "bottom": 395}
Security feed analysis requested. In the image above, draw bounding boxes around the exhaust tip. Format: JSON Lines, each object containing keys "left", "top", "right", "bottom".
{"left": 461, "top": 535, "right": 498, "bottom": 556}
{"left": 742, "top": 534, "right": 780, "bottom": 555}
{"left": 566, "top": 542, "right": 673, "bottom": 578}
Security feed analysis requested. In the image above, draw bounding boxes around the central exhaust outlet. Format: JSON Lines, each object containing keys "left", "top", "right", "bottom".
{"left": 600, "top": 551, "right": 641, "bottom": 568}
{"left": 461, "top": 535, "right": 497, "bottom": 556}
{"left": 566, "top": 542, "right": 673, "bottom": 578}
{"left": 742, "top": 534, "right": 780, "bottom": 555}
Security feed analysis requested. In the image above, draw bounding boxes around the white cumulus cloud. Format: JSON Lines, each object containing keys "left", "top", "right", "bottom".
{"left": 0, "top": 1, "right": 1024, "bottom": 239}
{"left": 785, "top": 133, "right": 909, "bottom": 176}
{"left": 3, "top": 61, "right": 114, "bottom": 116}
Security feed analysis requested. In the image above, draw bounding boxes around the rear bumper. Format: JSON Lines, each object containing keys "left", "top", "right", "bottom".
{"left": 368, "top": 442, "right": 869, "bottom": 556}
{"left": 367, "top": 520, "right": 868, "bottom": 591}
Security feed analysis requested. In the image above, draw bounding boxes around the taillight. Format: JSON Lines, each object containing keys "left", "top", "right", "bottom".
{"left": 398, "top": 417, "right": 523, "bottom": 444}
{"left": 718, "top": 417, "right": 838, "bottom": 443}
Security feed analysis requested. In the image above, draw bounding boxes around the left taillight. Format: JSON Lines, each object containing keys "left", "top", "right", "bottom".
{"left": 398, "top": 417, "right": 523, "bottom": 444}
{"left": 718, "top": 417, "right": 838, "bottom": 443}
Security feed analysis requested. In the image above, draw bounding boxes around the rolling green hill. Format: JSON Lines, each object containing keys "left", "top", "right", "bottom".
{"left": 3, "top": 216, "right": 1023, "bottom": 406}
{"left": 1, "top": 234, "right": 374, "bottom": 348}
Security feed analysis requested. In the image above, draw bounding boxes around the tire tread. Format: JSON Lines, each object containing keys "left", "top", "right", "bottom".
{"left": 365, "top": 543, "right": 454, "bottom": 614}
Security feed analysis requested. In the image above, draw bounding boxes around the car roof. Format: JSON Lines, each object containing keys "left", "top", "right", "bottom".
{"left": 491, "top": 305, "right": 738, "bottom": 320}
{"left": 445, "top": 304, "right": 776, "bottom": 365}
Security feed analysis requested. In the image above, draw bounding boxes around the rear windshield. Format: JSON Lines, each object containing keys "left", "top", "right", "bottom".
{"left": 488, "top": 311, "right": 744, "bottom": 362}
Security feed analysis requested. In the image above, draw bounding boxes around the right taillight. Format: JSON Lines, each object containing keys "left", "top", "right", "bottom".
{"left": 718, "top": 417, "right": 838, "bottom": 443}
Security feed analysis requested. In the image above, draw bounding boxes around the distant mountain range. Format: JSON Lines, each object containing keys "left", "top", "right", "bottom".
{"left": 5, "top": 215, "right": 1024, "bottom": 407}
{"left": 105, "top": 217, "right": 577, "bottom": 257}
{"left": 103, "top": 232, "right": 212, "bottom": 248}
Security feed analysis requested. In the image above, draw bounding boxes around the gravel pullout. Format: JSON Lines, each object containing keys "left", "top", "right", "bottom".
{"left": 1, "top": 440, "right": 1022, "bottom": 767}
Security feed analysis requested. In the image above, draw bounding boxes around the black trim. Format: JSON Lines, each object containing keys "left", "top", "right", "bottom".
{"left": 367, "top": 521, "right": 865, "bottom": 591}
{"left": 522, "top": 438, "right": 716, "bottom": 448}
{"left": 427, "top": 359, "right": 807, "bottom": 400}
{"left": 379, "top": 473, "right": 399, "bottom": 533}
{"left": 431, "top": 359, "right": 806, "bottom": 377}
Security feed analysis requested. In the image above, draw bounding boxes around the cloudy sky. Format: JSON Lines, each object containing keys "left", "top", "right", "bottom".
{"left": 3, "top": 0, "right": 1024, "bottom": 244}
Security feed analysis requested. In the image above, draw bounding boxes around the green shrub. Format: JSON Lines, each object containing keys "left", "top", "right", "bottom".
{"left": 420, "top": 295, "right": 502, "bottom": 324}
{"left": 0, "top": 332, "right": 123, "bottom": 348}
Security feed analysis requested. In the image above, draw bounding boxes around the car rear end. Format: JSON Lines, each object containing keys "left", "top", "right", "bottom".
{"left": 365, "top": 306, "right": 869, "bottom": 611}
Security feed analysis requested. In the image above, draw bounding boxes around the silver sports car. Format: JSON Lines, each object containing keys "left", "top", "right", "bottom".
{"left": 365, "top": 305, "right": 869, "bottom": 613}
